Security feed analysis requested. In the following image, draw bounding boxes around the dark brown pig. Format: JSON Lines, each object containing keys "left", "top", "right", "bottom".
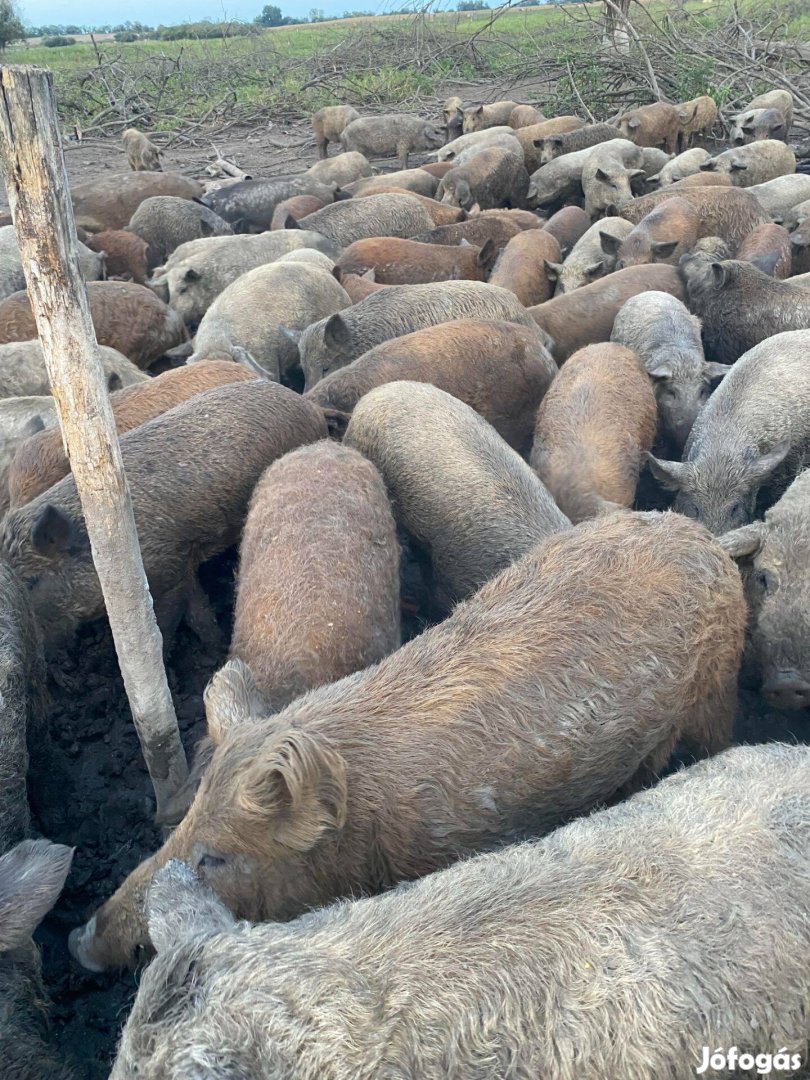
{"left": 530, "top": 343, "right": 657, "bottom": 521}
{"left": 270, "top": 196, "right": 328, "bottom": 230}
{"left": 541, "top": 205, "right": 591, "bottom": 257}
{"left": 736, "top": 223, "right": 792, "bottom": 279}
{"left": 601, "top": 196, "right": 700, "bottom": 268}
{"left": 71, "top": 172, "right": 202, "bottom": 233}
{"left": 85, "top": 230, "right": 148, "bottom": 283}
{"left": 621, "top": 187, "right": 767, "bottom": 249}
{"left": 336, "top": 236, "right": 495, "bottom": 284}
{"left": 488, "top": 228, "right": 561, "bottom": 305}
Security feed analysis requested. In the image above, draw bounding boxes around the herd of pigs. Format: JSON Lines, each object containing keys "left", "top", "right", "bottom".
{"left": 0, "top": 84, "right": 810, "bottom": 1078}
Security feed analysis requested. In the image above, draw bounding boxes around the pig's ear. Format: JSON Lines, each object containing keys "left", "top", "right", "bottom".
{"left": 29, "top": 503, "right": 79, "bottom": 557}
{"left": 704, "top": 361, "right": 732, "bottom": 383}
{"left": 699, "top": 160, "right": 717, "bottom": 172}
{"left": 648, "top": 362, "right": 674, "bottom": 381}
{"left": 594, "top": 167, "right": 610, "bottom": 183}
{"left": 199, "top": 219, "right": 215, "bottom": 237}
{"left": 730, "top": 160, "right": 748, "bottom": 172}
{"left": 468, "top": 202, "right": 482, "bottom": 216}
{"left": 583, "top": 261, "right": 603, "bottom": 280}
{"left": 718, "top": 523, "right": 764, "bottom": 561}
{"left": 205, "top": 659, "right": 267, "bottom": 745}
{"left": 752, "top": 439, "right": 790, "bottom": 482}
{"left": 473, "top": 105, "right": 484, "bottom": 117}
{"left": 0, "top": 839, "right": 73, "bottom": 950}
{"left": 627, "top": 117, "right": 640, "bottom": 130}
{"left": 183, "top": 267, "right": 200, "bottom": 282}
{"left": 323, "top": 313, "right": 352, "bottom": 356}
{"left": 239, "top": 729, "right": 348, "bottom": 852}
{"left": 647, "top": 172, "right": 661, "bottom": 186}
{"left": 552, "top": 135, "right": 564, "bottom": 146}
{"left": 147, "top": 860, "right": 236, "bottom": 953}
{"left": 477, "top": 238, "right": 496, "bottom": 268}
{"left": 645, "top": 452, "right": 688, "bottom": 492}
{"left": 599, "top": 230, "right": 622, "bottom": 256}
{"left": 361, "top": 268, "right": 376, "bottom": 282}
{"left": 791, "top": 232, "right": 809, "bottom": 249}
{"left": 22, "top": 414, "right": 45, "bottom": 438}
{"left": 651, "top": 239, "right": 679, "bottom": 261}
{"left": 711, "top": 262, "right": 730, "bottom": 289}
{"left": 107, "top": 372, "right": 123, "bottom": 392}
{"left": 283, "top": 214, "right": 300, "bottom": 231}
{"left": 750, "top": 248, "right": 781, "bottom": 278}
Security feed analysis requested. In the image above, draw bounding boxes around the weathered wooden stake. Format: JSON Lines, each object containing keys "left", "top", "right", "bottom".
{"left": 0, "top": 66, "right": 188, "bottom": 814}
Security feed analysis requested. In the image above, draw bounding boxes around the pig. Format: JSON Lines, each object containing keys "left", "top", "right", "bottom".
{"left": 531, "top": 343, "right": 657, "bottom": 521}
{"left": 611, "top": 291, "right": 729, "bottom": 450}
{"left": 692, "top": 236, "right": 733, "bottom": 260}
{"left": 411, "top": 215, "right": 527, "bottom": 253}
{"left": 128, "top": 196, "right": 233, "bottom": 272}
{"left": 699, "top": 141, "right": 796, "bottom": 188}
{"left": 621, "top": 187, "right": 768, "bottom": 249}
{"left": 189, "top": 263, "right": 351, "bottom": 379}
{"left": 0, "top": 382, "right": 328, "bottom": 644}
{"left": 640, "top": 147, "right": 672, "bottom": 178}
{"left": 201, "top": 176, "right": 337, "bottom": 233}
{"left": 672, "top": 172, "right": 733, "bottom": 190}
{"left": 306, "top": 319, "right": 557, "bottom": 454}
{"left": 719, "top": 469, "right": 810, "bottom": 709}
{"left": 734, "top": 107, "right": 791, "bottom": 145}
{"left": 530, "top": 264, "right": 686, "bottom": 363}
{"left": 356, "top": 189, "right": 465, "bottom": 225}
{"left": 526, "top": 146, "right": 596, "bottom": 208}
{"left": 7, "top": 361, "right": 257, "bottom": 509}
{"left": 274, "top": 248, "right": 335, "bottom": 270}
{"left": 336, "top": 236, "right": 496, "bottom": 285}
{"left": 162, "top": 231, "right": 341, "bottom": 326}
{"left": 333, "top": 268, "right": 389, "bottom": 302}
{"left": 0, "top": 282, "right": 186, "bottom": 368}
{"left": 310, "top": 105, "right": 360, "bottom": 159}
{"left": 779, "top": 197, "right": 810, "bottom": 233}
{"left": 536, "top": 123, "right": 623, "bottom": 166}
{"left": 602, "top": 197, "right": 699, "bottom": 268}
{"left": 0, "top": 340, "right": 145, "bottom": 401}
{"left": 0, "top": 225, "right": 104, "bottom": 300}
{"left": 675, "top": 94, "right": 718, "bottom": 149}
{"left": 344, "top": 169, "right": 439, "bottom": 198}
{"left": 680, "top": 253, "right": 810, "bottom": 363}
{"left": 488, "top": 229, "right": 561, "bottom": 305}
{"left": 122, "top": 127, "right": 162, "bottom": 171}
{"left": 70, "top": 508, "right": 743, "bottom": 973}
{"left": 545, "top": 217, "right": 634, "bottom": 295}
{"left": 647, "top": 147, "right": 711, "bottom": 187}
{"left": 442, "top": 96, "right": 464, "bottom": 141}
{"left": 85, "top": 229, "right": 148, "bottom": 283}
{"left": 514, "top": 118, "right": 587, "bottom": 173}
{"left": 647, "top": 330, "right": 810, "bottom": 534}
{"left": 508, "top": 104, "right": 545, "bottom": 129}
{"left": 734, "top": 89, "right": 794, "bottom": 134}
{"left": 294, "top": 193, "right": 435, "bottom": 247}
{"left": 541, "top": 205, "right": 591, "bottom": 257}
{"left": 736, "top": 223, "right": 792, "bottom": 279}
{"left": 71, "top": 172, "right": 202, "bottom": 233}
{"left": 438, "top": 126, "right": 517, "bottom": 162}
{"left": 438, "top": 146, "right": 529, "bottom": 211}
{"left": 581, "top": 139, "right": 646, "bottom": 216}
{"left": 746, "top": 174, "right": 810, "bottom": 221}
{"left": 340, "top": 114, "right": 444, "bottom": 169}
{"left": 108, "top": 742, "right": 810, "bottom": 1080}
{"left": 0, "top": 398, "right": 57, "bottom": 516}
{"left": 618, "top": 102, "right": 682, "bottom": 154}
{"left": 305, "top": 151, "right": 371, "bottom": 187}
{"left": 462, "top": 100, "right": 520, "bottom": 133}
{"left": 791, "top": 219, "right": 810, "bottom": 276}
{"left": 297, "top": 280, "right": 538, "bottom": 389}
{"left": 445, "top": 133, "right": 527, "bottom": 170}
{"left": 269, "top": 195, "right": 327, "bottom": 230}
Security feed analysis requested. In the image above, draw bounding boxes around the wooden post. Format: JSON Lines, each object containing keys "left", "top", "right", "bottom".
{"left": 0, "top": 66, "right": 188, "bottom": 815}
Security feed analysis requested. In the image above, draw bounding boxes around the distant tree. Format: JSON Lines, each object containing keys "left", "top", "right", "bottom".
{"left": 114, "top": 30, "right": 139, "bottom": 40}
{"left": 309, "top": 7, "right": 326, "bottom": 20}
{"left": 42, "top": 33, "right": 76, "bottom": 45}
{"left": 0, "top": 0, "right": 25, "bottom": 51}
{"left": 255, "top": 4, "right": 283, "bottom": 25}
{"left": 457, "top": 0, "right": 488, "bottom": 9}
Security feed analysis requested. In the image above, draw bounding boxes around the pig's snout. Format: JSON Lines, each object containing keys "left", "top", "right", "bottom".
{"left": 68, "top": 916, "right": 107, "bottom": 973}
{"left": 762, "top": 670, "right": 810, "bottom": 711}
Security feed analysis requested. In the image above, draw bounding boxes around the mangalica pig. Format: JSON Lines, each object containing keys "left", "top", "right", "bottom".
{"left": 0, "top": 225, "right": 104, "bottom": 300}
{"left": 269, "top": 195, "right": 327, "bottom": 230}
{"left": 582, "top": 139, "right": 646, "bottom": 216}
{"left": 189, "top": 263, "right": 350, "bottom": 378}
{"left": 692, "top": 236, "right": 733, "bottom": 260}
{"left": 438, "top": 146, "right": 529, "bottom": 211}
{"left": 776, "top": 197, "right": 810, "bottom": 233}
{"left": 122, "top": 127, "right": 162, "bottom": 172}
{"left": 411, "top": 215, "right": 526, "bottom": 253}
{"left": 720, "top": 469, "right": 810, "bottom": 710}
{"left": 336, "top": 236, "right": 495, "bottom": 284}
{"left": 438, "top": 126, "right": 518, "bottom": 163}
{"left": 488, "top": 229, "right": 561, "bottom": 305}
{"left": 275, "top": 248, "right": 335, "bottom": 270}
{"left": 423, "top": 161, "right": 457, "bottom": 177}
{"left": 647, "top": 330, "right": 810, "bottom": 534}
{"left": 680, "top": 253, "right": 810, "bottom": 362}
{"left": 0, "top": 382, "right": 328, "bottom": 644}
{"left": 128, "top": 196, "right": 233, "bottom": 272}
{"left": 734, "top": 107, "right": 791, "bottom": 145}
{"left": 162, "top": 231, "right": 340, "bottom": 326}
{"left": 8, "top": 361, "right": 257, "bottom": 509}
{"left": 602, "top": 197, "right": 699, "bottom": 268}
{"left": 641, "top": 147, "right": 672, "bottom": 179}
{"left": 746, "top": 174, "right": 810, "bottom": 221}
{"left": 675, "top": 95, "right": 718, "bottom": 149}
{"left": 356, "top": 189, "right": 465, "bottom": 225}
{"left": 530, "top": 264, "right": 686, "bottom": 363}
{"left": 340, "top": 114, "right": 444, "bottom": 169}
{"left": 672, "top": 172, "right": 733, "bottom": 190}
{"left": 439, "top": 133, "right": 524, "bottom": 171}
{"left": 530, "top": 343, "right": 657, "bottom": 521}
{"left": 306, "top": 319, "right": 557, "bottom": 454}
{"left": 344, "top": 169, "right": 439, "bottom": 198}
{"left": 541, "top": 205, "right": 591, "bottom": 257}
{"left": 526, "top": 146, "right": 595, "bottom": 209}
{"left": 514, "top": 117, "right": 587, "bottom": 173}
{"left": 345, "top": 382, "right": 569, "bottom": 613}
{"left": 85, "top": 229, "right": 148, "bottom": 283}
{"left": 462, "top": 101, "right": 520, "bottom": 133}
{"left": 70, "top": 508, "right": 743, "bottom": 973}
{"left": 699, "top": 141, "right": 796, "bottom": 188}
{"left": 621, "top": 187, "right": 768, "bottom": 248}
{"left": 0, "top": 398, "right": 57, "bottom": 516}
{"left": 334, "top": 268, "right": 389, "bottom": 302}
{"left": 71, "top": 172, "right": 202, "bottom": 233}
{"left": 647, "top": 147, "right": 711, "bottom": 187}
{"left": 537, "top": 123, "right": 622, "bottom": 166}
{"left": 611, "top": 291, "right": 729, "bottom": 451}
{"left": 736, "top": 223, "right": 792, "bottom": 279}
{"left": 732, "top": 90, "right": 794, "bottom": 139}
{"left": 0, "top": 282, "right": 186, "bottom": 368}
{"left": 108, "top": 743, "right": 810, "bottom": 1080}
{"left": 298, "top": 280, "right": 537, "bottom": 389}
{"left": 295, "top": 193, "right": 435, "bottom": 246}
{"left": 791, "top": 218, "right": 810, "bottom": 275}
{"left": 0, "top": 340, "right": 145, "bottom": 403}
{"left": 306, "top": 151, "right": 371, "bottom": 187}
{"left": 509, "top": 104, "right": 545, "bottom": 129}
{"left": 618, "top": 102, "right": 682, "bottom": 154}
{"left": 310, "top": 106, "right": 360, "bottom": 159}
{"left": 201, "top": 176, "right": 337, "bottom": 233}
{"left": 443, "top": 96, "right": 464, "bottom": 141}
{"left": 546, "top": 217, "right": 634, "bottom": 295}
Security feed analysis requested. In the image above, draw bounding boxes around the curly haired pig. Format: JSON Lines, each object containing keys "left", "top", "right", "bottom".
{"left": 621, "top": 187, "right": 768, "bottom": 248}
{"left": 122, "top": 128, "right": 162, "bottom": 172}
{"left": 544, "top": 217, "right": 633, "bottom": 295}
{"left": 340, "top": 114, "right": 444, "bottom": 169}
{"left": 311, "top": 105, "right": 360, "bottom": 159}
{"left": 71, "top": 172, "right": 202, "bottom": 233}
{"left": 699, "top": 141, "right": 796, "bottom": 188}
{"left": 128, "top": 196, "right": 233, "bottom": 272}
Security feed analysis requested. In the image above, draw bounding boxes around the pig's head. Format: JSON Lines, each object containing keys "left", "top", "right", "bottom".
{"left": 462, "top": 105, "right": 486, "bottom": 134}
{"left": 647, "top": 357, "right": 730, "bottom": 452}
{"left": 700, "top": 152, "right": 748, "bottom": 182}
{"left": 538, "top": 136, "right": 565, "bottom": 167}
{"left": 742, "top": 108, "right": 788, "bottom": 143}
{"left": 166, "top": 263, "right": 210, "bottom": 327}
{"left": 422, "top": 125, "right": 446, "bottom": 152}
{"left": 440, "top": 176, "right": 472, "bottom": 210}
{"left": 69, "top": 662, "right": 349, "bottom": 972}
{"left": 443, "top": 97, "right": 464, "bottom": 141}
{"left": 646, "top": 440, "right": 791, "bottom": 534}
{"left": 298, "top": 312, "right": 355, "bottom": 391}
{"left": 590, "top": 165, "right": 645, "bottom": 216}
{"left": 548, "top": 257, "right": 606, "bottom": 296}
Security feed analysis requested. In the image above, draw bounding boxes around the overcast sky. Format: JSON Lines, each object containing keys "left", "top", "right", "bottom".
{"left": 20, "top": 0, "right": 410, "bottom": 26}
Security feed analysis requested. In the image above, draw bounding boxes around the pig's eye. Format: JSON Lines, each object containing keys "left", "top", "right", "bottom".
{"left": 197, "top": 851, "right": 228, "bottom": 871}
{"left": 755, "top": 568, "right": 776, "bottom": 592}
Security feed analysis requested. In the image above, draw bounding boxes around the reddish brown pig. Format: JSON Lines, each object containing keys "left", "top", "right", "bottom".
{"left": 530, "top": 264, "right": 687, "bottom": 363}
{"left": 621, "top": 187, "right": 768, "bottom": 249}
{"left": 269, "top": 196, "right": 327, "bottom": 230}
{"left": 530, "top": 343, "right": 657, "bottom": 521}
{"left": 618, "top": 103, "right": 682, "bottom": 154}
{"left": 509, "top": 104, "right": 546, "bottom": 129}
{"left": 515, "top": 118, "right": 587, "bottom": 172}
{"left": 488, "top": 229, "right": 561, "bottom": 305}
{"left": 736, "top": 223, "right": 792, "bottom": 279}
{"left": 0, "top": 282, "right": 186, "bottom": 368}
{"left": 71, "top": 172, "right": 202, "bottom": 233}
{"left": 336, "top": 236, "right": 496, "bottom": 284}
{"left": 602, "top": 196, "right": 700, "bottom": 268}
{"left": 85, "top": 230, "right": 148, "bottom": 284}
{"left": 343, "top": 170, "right": 439, "bottom": 198}
{"left": 332, "top": 268, "right": 390, "bottom": 302}
{"left": 541, "top": 205, "right": 591, "bottom": 257}
{"left": 7, "top": 360, "right": 257, "bottom": 509}
{"left": 411, "top": 216, "right": 525, "bottom": 254}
